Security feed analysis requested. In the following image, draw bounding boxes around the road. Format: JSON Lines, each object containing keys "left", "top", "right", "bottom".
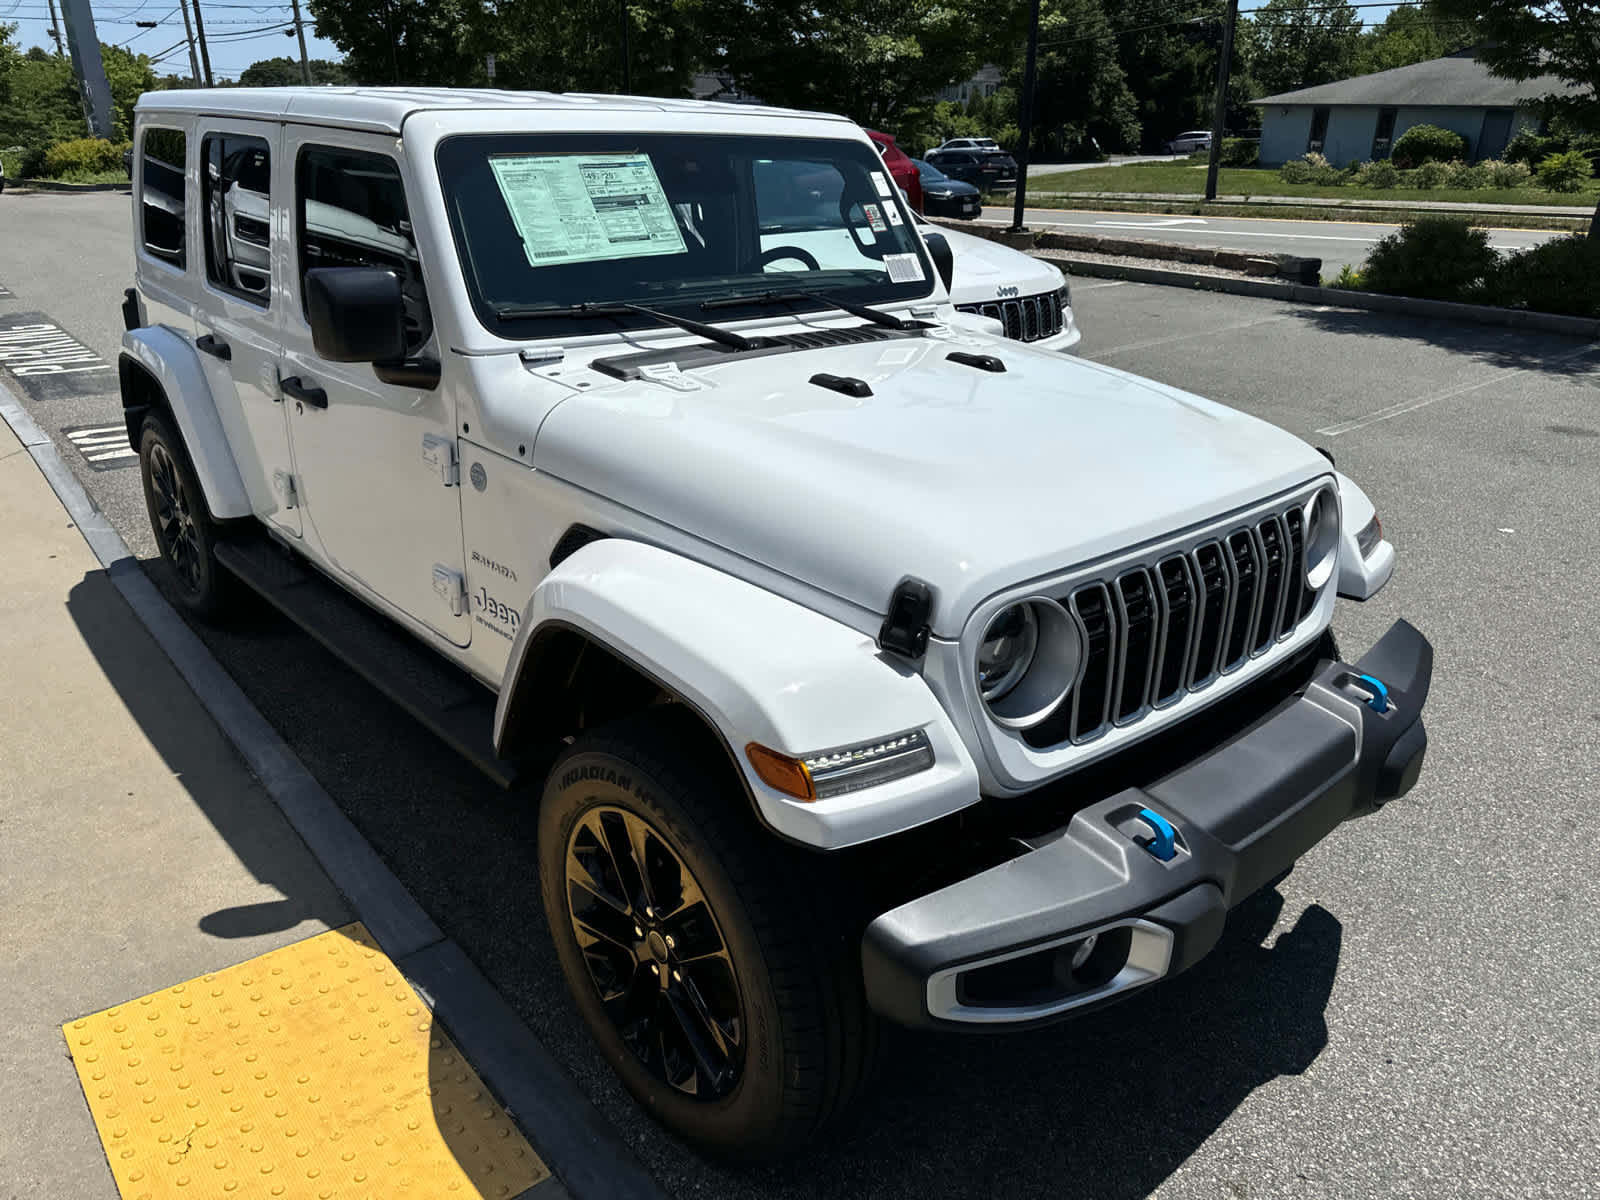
{"left": 976, "top": 205, "right": 1562, "bottom": 276}
{"left": 4, "top": 188, "right": 1599, "bottom": 1200}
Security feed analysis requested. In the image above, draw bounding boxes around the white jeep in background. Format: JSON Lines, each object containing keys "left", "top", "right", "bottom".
{"left": 120, "top": 87, "right": 1431, "bottom": 1162}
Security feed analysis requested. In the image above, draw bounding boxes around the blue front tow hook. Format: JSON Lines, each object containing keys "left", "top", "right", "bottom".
{"left": 1136, "top": 807, "right": 1177, "bottom": 862}
{"left": 1354, "top": 672, "right": 1391, "bottom": 713}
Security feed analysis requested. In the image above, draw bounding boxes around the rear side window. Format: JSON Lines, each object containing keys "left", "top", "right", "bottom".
{"left": 140, "top": 127, "right": 186, "bottom": 268}
{"left": 297, "top": 145, "right": 432, "bottom": 351}
{"left": 202, "top": 132, "right": 272, "bottom": 305}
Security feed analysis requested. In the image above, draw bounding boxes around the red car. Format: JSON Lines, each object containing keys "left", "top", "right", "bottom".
{"left": 865, "top": 128, "right": 923, "bottom": 213}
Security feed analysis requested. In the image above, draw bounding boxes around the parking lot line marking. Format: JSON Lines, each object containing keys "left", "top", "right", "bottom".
{"left": 1070, "top": 280, "right": 1130, "bottom": 292}
{"left": 1089, "top": 313, "right": 1293, "bottom": 358}
{"left": 64, "top": 922, "right": 550, "bottom": 1200}
{"left": 64, "top": 424, "right": 139, "bottom": 471}
{"left": 1317, "top": 340, "right": 1600, "bottom": 437}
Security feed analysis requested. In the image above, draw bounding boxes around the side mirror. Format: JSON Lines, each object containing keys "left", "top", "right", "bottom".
{"left": 305, "top": 267, "right": 407, "bottom": 363}
{"left": 921, "top": 229, "right": 955, "bottom": 292}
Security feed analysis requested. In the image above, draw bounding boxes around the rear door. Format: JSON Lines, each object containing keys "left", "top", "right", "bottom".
{"left": 193, "top": 120, "right": 299, "bottom": 535}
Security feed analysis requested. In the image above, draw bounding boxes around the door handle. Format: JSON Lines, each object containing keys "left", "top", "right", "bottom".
{"left": 280, "top": 376, "right": 327, "bottom": 409}
{"left": 195, "top": 333, "right": 231, "bottom": 361}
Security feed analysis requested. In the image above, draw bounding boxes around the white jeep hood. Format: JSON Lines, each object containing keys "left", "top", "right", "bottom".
{"left": 532, "top": 334, "right": 1327, "bottom": 636}
{"left": 937, "top": 223, "right": 1066, "bottom": 305}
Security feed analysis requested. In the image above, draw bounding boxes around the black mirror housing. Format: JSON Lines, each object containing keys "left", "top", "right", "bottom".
{"left": 305, "top": 267, "right": 407, "bottom": 363}
{"left": 921, "top": 229, "right": 956, "bottom": 292}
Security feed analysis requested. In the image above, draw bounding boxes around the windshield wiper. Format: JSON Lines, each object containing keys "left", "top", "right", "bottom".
{"left": 700, "top": 290, "right": 928, "bottom": 331}
{"left": 491, "top": 300, "right": 760, "bottom": 352}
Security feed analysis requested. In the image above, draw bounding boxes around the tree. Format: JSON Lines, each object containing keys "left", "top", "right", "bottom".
{"left": 1024, "top": 0, "right": 1141, "bottom": 157}
{"left": 0, "top": 23, "right": 20, "bottom": 110}
{"left": 99, "top": 44, "right": 158, "bottom": 139}
{"left": 1244, "top": 0, "right": 1364, "bottom": 99}
{"left": 705, "top": 0, "right": 1020, "bottom": 131}
{"left": 238, "top": 56, "right": 353, "bottom": 87}
{"left": 1353, "top": 4, "right": 1473, "bottom": 75}
{"left": 1111, "top": 0, "right": 1231, "bottom": 150}
{"left": 1429, "top": 0, "right": 1600, "bottom": 234}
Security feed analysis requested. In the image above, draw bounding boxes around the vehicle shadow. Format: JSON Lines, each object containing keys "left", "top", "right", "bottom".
{"left": 1288, "top": 304, "right": 1600, "bottom": 378}
{"left": 721, "top": 887, "right": 1343, "bottom": 1200}
{"left": 64, "top": 566, "right": 351, "bottom": 942}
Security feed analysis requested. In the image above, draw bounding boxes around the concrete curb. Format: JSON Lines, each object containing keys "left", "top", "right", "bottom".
{"left": 0, "top": 380, "right": 666, "bottom": 1200}
{"left": 7, "top": 179, "right": 131, "bottom": 193}
{"left": 1047, "top": 256, "right": 1600, "bottom": 339}
{"left": 1025, "top": 189, "right": 1592, "bottom": 219}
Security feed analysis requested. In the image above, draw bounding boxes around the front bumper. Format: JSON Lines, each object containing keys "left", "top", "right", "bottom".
{"left": 863, "top": 619, "right": 1431, "bottom": 1030}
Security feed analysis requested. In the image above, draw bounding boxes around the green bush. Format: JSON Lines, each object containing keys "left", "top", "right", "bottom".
{"left": 1328, "top": 263, "right": 1366, "bottom": 290}
{"left": 1504, "top": 128, "right": 1561, "bottom": 168}
{"left": 1220, "top": 137, "right": 1258, "bottom": 166}
{"left": 1279, "top": 151, "right": 1341, "bottom": 186}
{"left": 39, "top": 137, "right": 128, "bottom": 179}
{"left": 1452, "top": 163, "right": 1492, "bottom": 189}
{"left": 1486, "top": 159, "right": 1533, "bottom": 188}
{"left": 1391, "top": 123, "right": 1467, "bottom": 167}
{"left": 1486, "top": 235, "right": 1600, "bottom": 317}
{"left": 1535, "top": 150, "right": 1593, "bottom": 192}
{"left": 1354, "top": 160, "right": 1401, "bottom": 188}
{"left": 1410, "top": 159, "right": 1461, "bottom": 189}
{"left": 1361, "top": 216, "right": 1497, "bottom": 302}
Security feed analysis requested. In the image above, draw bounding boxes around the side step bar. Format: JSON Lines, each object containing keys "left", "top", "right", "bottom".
{"left": 214, "top": 539, "right": 522, "bottom": 789}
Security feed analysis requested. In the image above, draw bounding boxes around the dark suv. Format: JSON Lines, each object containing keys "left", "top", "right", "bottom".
{"left": 924, "top": 146, "right": 1017, "bottom": 190}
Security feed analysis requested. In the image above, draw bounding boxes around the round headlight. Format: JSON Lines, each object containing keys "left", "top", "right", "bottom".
{"left": 977, "top": 603, "right": 1037, "bottom": 702}
{"left": 976, "top": 599, "right": 1084, "bottom": 730}
{"left": 1304, "top": 488, "right": 1340, "bottom": 590}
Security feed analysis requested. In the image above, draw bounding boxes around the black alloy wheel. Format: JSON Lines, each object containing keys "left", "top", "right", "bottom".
{"left": 564, "top": 804, "right": 744, "bottom": 1098}
{"left": 139, "top": 412, "right": 236, "bottom": 620}
{"left": 147, "top": 439, "right": 203, "bottom": 594}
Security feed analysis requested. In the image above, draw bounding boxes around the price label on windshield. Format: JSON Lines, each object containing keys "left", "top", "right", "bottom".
{"left": 489, "top": 153, "right": 687, "bottom": 268}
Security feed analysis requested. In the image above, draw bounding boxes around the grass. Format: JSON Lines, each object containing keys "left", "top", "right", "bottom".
{"left": 1028, "top": 160, "right": 1600, "bottom": 209}
{"left": 1012, "top": 195, "right": 1589, "bottom": 233}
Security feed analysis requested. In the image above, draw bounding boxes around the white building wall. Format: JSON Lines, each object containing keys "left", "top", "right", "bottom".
{"left": 1258, "top": 107, "right": 1313, "bottom": 166}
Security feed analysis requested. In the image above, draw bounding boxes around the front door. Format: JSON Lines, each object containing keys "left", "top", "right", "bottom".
{"left": 277, "top": 130, "right": 469, "bottom": 647}
{"left": 192, "top": 120, "right": 299, "bottom": 535}
{"left": 1479, "top": 110, "right": 1514, "bottom": 161}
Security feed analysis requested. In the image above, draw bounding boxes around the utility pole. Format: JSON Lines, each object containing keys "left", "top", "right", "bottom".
{"left": 1009, "top": 0, "right": 1042, "bottom": 232}
{"left": 177, "top": 0, "right": 201, "bottom": 85}
{"left": 45, "top": 0, "right": 65, "bottom": 56}
{"left": 619, "top": 0, "right": 632, "bottom": 93}
{"left": 1204, "top": 0, "right": 1239, "bottom": 202}
{"left": 191, "top": 0, "right": 215, "bottom": 87}
{"left": 290, "top": 0, "right": 312, "bottom": 84}
{"left": 59, "top": 0, "right": 114, "bottom": 138}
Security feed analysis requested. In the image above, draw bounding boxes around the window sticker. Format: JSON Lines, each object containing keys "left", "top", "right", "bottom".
{"left": 863, "top": 203, "right": 888, "bottom": 233}
{"left": 883, "top": 252, "right": 925, "bottom": 284}
{"left": 488, "top": 153, "right": 686, "bottom": 268}
{"left": 884, "top": 203, "right": 904, "bottom": 227}
{"left": 871, "top": 170, "right": 893, "bottom": 198}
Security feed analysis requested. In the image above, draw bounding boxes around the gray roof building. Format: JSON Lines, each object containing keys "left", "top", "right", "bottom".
{"left": 1251, "top": 50, "right": 1577, "bottom": 166}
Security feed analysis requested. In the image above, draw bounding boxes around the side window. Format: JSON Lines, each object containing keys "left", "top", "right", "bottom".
{"left": 297, "top": 146, "right": 432, "bottom": 352}
{"left": 201, "top": 132, "right": 272, "bottom": 304}
{"left": 139, "top": 127, "right": 187, "bottom": 268}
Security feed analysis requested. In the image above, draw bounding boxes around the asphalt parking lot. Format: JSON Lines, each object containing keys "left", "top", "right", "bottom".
{"left": 3, "top": 189, "right": 1598, "bottom": 1199}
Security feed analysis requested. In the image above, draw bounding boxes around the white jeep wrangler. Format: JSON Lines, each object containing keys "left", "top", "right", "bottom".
{"left": 121, "top": 87, "right": 1431, "bottom": 1162}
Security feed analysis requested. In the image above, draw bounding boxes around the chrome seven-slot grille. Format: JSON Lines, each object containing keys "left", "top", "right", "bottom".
{"left": 955, "top": 290, "right": 1064, "bottom": 343}
{"left": 1022, "top": 506, "right": 1317, "bottom": 749}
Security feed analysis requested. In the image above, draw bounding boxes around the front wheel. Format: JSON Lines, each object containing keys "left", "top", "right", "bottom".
{"left": 538, "top": 711, "right": 879, "bottom": 1162}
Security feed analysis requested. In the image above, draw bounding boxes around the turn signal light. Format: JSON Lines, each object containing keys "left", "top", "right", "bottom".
{"left": 745, "top": 743, "right": 815, "bottom": 801}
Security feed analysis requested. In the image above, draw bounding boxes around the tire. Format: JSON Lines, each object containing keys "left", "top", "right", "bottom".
{"left": 538, "top": 710, "right": 880, "bottom": 1162}
{"left": 138, "top": 411, "right": 236, "bottom": 621}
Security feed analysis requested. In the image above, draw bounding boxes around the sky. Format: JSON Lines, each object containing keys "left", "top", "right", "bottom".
{"left": 1, "top": 0, "right": 1406, "bottom": 85}
{"left": 1, "top": 0, "right": 346, "bottom": 81}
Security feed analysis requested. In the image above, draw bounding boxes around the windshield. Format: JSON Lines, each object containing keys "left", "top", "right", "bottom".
{"left": 912, "top": 159, "right": 947, "bottom": 182}
{"left": 436, "top": 132, "right": 936, "bottom": 338}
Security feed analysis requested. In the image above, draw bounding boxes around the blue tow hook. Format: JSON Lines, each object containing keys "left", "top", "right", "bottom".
{"left": 1353, "top": 672, "right": 1391, "bottom": 713}
{"left": 1136, "top": 807, "right": 1178, "bottom": 862}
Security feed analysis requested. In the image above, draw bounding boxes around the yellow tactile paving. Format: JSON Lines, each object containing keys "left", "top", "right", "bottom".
{"left": 64, "top": 923, "right": 549, "bottom": 1200}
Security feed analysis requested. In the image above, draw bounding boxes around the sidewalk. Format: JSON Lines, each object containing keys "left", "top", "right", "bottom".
{"left": 0, "top": 416, "right": 559, "bottom": 1198}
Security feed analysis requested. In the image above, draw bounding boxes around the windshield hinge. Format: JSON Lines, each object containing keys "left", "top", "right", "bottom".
{"left": 421, "top": 433, "right": 458, "bottom": 487}
{"left": 520, "top": 346, "right": 565, "bottom": 367}
{"left": 431, "top": 565, "right": 466, "bottom": 616}
{"left": 272, "top": 469, "right": 298, "bottom": 510}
